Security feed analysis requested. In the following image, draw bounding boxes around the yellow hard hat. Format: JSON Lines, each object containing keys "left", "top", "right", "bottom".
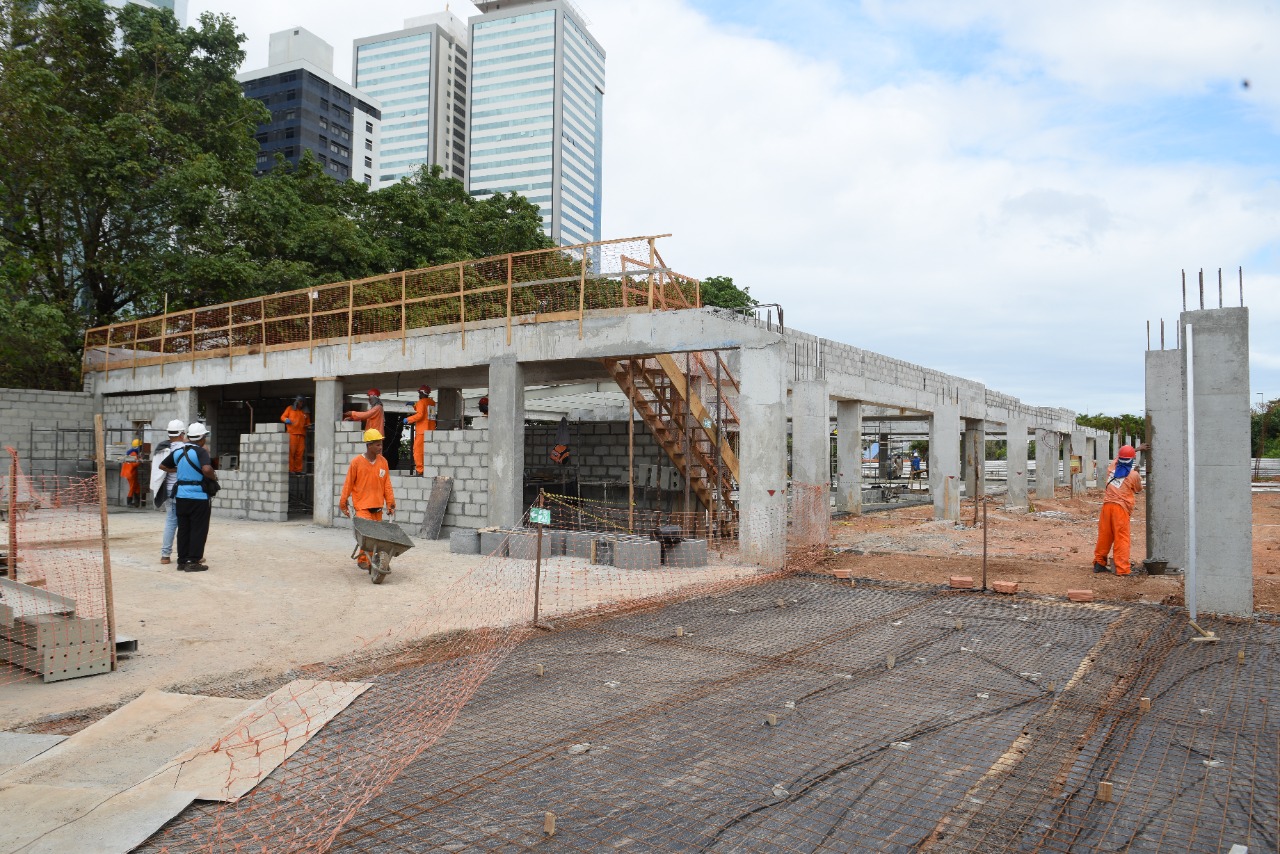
{"left": 362, "top": 429, "right": 384, "bottom": 442}
{"left": 131, "top": 438, "right": 142, "bottom": 447}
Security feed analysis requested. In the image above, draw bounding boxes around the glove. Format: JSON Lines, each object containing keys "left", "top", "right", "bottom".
{"left": 340, "top": 505, "right": 350, "bottom": 517}
{"left": 343, "top": 412, "right": 352, "bottom": 420}
{"left": 284, "top": 418, "right": 292, "bottom": 424}
{"left": 387, "top": 505, "right": 396, "bottom": 518}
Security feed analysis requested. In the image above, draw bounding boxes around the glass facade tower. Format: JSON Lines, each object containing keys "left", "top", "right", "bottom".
{"left": 468, "top": 0, "right": 604, "bottom": 246}
{"left": 353, "top": 13, "right": 469, "bottom": 187}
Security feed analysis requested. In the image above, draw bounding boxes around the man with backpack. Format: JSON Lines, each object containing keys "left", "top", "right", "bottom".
{"left": 160, "top": 422, "right": 218, "bottom": 572}
{"left": 150, "top": 419, "right": 185, "bottom": 565}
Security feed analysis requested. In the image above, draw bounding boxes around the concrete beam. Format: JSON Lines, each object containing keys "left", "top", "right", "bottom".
{"left": 835, "top": 400, "right": 862, "bottom": 514}
{"left": 963, "top": 419, "right": 986, "bottom": 499}
{"left": 1005, "top": 416, "right": 1029, "bottom": 508}
{"left": 929, "top": 403, "right": 961, "bottom": 521}
{"left": 487, "top": 356, "right": 526, "bottom": 528}
{"left": 313, "top": 377, "right": 342, "bottom": 526}
{"left": 738, "top": 342, "right": 788, "bottom": 568}
{"left": 1035, "top": 429, "right": 1058, "bottom": 500}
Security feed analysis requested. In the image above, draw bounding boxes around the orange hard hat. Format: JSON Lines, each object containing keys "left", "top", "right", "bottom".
{"left": 367, "top": 388, "right": 380, "bottom": 398}
{"left": 1118, "top": 445, "right": 1136, "bottom": 459}
{"left": 418, "top": 385, "right": 431, "bottom": 395}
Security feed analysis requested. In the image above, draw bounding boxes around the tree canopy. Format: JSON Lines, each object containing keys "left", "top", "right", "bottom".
{"left": 0, "top": 0, "right": 554, "bottom": 390}
{"left": 700, "top": 275, "right": 757, "bottom": 310}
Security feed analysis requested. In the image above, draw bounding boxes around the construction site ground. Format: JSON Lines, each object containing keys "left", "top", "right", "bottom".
{"left": 829, "top": 487, "right": 1280, "bottom": 615}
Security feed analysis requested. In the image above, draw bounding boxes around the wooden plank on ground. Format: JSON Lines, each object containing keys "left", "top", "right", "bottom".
{"left": 421, "top": 476, "right": 453, "bottom": 540}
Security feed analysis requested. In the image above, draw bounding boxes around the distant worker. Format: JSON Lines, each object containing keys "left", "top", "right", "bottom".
{"left": 161, "top": 422, "right": 217, "bottom": 572}
{"left": 151, "top": 420, "right": 185, "bottom": 565}
{"left": 478, "top": 396, "right": 489, "bottom": 417}
{"left": 404, "top": 385, "right": 437, "bottom": 476}
{"left": 121, "top": 439, "right": 143, "bottom": 507}
{"left": 339, "top": 429, "right": 396, "bottom": 571}
{"left": 344, "top": 388, "right": 384, "bottom": 437}
{"left": 281, "top": 395, "right": 311, "bottom": 474}
{"left": 910, "top": 451, "right": 923, "bottom": 488}
{"left": 1093, "top": 443, "right": 1148, "bottom": 576}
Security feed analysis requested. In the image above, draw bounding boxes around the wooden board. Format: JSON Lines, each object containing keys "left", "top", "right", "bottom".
{"left": 421, "top": 476, "right": 453, "bottom": 540}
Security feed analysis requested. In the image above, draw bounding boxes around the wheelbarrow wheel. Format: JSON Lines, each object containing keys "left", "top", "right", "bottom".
{"left": 370, "top": 551, "right": 390, "bottom": 585}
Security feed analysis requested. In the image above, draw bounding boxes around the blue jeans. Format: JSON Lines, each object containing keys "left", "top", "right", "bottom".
{"left": 161, "top": 497, "right": 178, "bottom": 558}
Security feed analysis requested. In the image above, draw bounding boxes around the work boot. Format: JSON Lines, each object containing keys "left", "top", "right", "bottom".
{"left": 160, "top": 557, "right": 171, "bottom": 565}
{"left": 179, "top": 562, "right": 207, "bottom": 572}
{"left": 1093, "top": 562, "right": 1109, "bottom": 573}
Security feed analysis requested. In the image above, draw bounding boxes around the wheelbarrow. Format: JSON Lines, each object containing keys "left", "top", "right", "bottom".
{"left": 350, "top": 516, "right": 415, "bottom": 585}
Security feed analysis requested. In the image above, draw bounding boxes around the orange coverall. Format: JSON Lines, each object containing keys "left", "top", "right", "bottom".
{"left": 404, "top": 396, "right": 437, "bottom": 475}
{"left": 281, "top": 406, "right": 311, "bottom": 473}
{"left": 1094, "top": 460, "right": 1143, "bottom": 575}
{"left": 344, "top": 404, "right": 384, "bottom": 437}
{"left": 120, "top": 456, "right": 141, "bottom": 502}
{"left": 340, "top": 453, "right": 396, "bottom": 566}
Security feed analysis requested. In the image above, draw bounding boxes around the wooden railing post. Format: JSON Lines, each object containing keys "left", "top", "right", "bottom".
{"left": 308, "top": 288, "right": 315, "bottom": 363}
{"left": 458, "top": 265, "right": 466, "bottom": 349}
{"left": 103, "top": 326, "right": 112, "bottom": 382}
{"left": 159, "top": 294, "right": 168, "bottom": 377}
{"left": 346, "top": 281, "right": 355, "bottom": 360}
{"left": 260, "top": 297, "right": 267, "bottom": 367}
{"left": 227, "top": 306, "right": 234, "bottom": 371}
{"left": 578, "top": 250, "right": 587, "bottom": 339}
{"left": 401, "top": 272, "right": 407, "bottom": 355}
{"left": 131, "top": 321, "right": 139, "bottom": 378}
{"left": 647, "top": 238, "right": 656, "bottom": 311}
{"left": 505, "top": 254, "right": 513, "bottom": 346}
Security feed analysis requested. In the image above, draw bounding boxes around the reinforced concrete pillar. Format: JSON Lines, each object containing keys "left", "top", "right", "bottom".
{"left": 436, "top": 388, "right": 464, "bottom": 430}
{"left": 1005, "top": 417, "right": 1029, "bottom": 509}
{"left": 1095, "top": 432, "right": 1110, "bottom": 485}
{"left": 929, "top": 403, "right": 961, "bottom": 521}
{"left": 1035, "top": 429, "right": 1057, "bottom": 500}
{"left": 790, "top": 381, "right": 829, "bottom": 486}
{"left": 313, "top": 377, "right": 343, "bottom": 526}
{"left": 1070, "top": 429, "right": 1087, "bottom": 494}
{"left": 487, "top": 356, "right": 526, "bottom": 529}
{"left": 1145, "top": 349, "right": 1187, "bottom": 572}
{"left": 174, "top": 387, "right": 200, "bottom": 428}
{"left": 738, "top": 342, "right": 788, "bottom": 568}
{"left": 1085, "top": 437, "right": 1096, "bottom": 485}
{"left": 1183, "top": 307, "right": 1252, "bottom": 616}
{"left": 835, "top": 400, "right": 862, "bottom": 514}
{"left": 963, "top": 419, "right": 986, "bottom": 498}
{"left": 878, "top": 432, "right": 892, "bottom": 481}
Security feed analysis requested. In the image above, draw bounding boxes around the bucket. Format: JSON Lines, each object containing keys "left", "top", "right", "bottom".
{"left": 1143, "top": 559, "right": 1169, "bottom": 575}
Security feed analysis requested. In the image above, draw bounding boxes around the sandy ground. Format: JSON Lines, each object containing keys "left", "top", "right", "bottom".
{"left": 1, "top": 510, "right": 757, "bottom": 729}
{"left": 828, "top": 487, "right": 1280, "bottom": 613}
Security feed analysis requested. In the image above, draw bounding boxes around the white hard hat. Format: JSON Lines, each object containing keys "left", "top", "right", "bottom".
{"left": 167, "top": 419, "right": 186, "bottom": 436}
{"left": 186, "top": 422, "right": 208, "bottom": 440}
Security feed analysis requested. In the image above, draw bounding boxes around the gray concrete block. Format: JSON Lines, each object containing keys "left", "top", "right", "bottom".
{"left": 449, "top": 529, "right": 480, "bottom": 555}
{"left": 546, "top": 529, "right": 566, "bottom": 556}
{"left": 507, "top": 530, "right": 548, "bottom": 561}
{"left": 480, "top": 529, "right": 508, "bottom": 557}
{"left": 666, "top": 539, "right": 709, "bottom": 568}
{"left": 614, "top": 539, "right": 661, "bottom": 570}
{"left": 563, "top": 530, "right": 597, "bottom": 559}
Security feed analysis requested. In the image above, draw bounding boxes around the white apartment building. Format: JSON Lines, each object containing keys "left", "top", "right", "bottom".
{"left": 353, "top": 13, "right": 469, "bottom": 188}
{"left": 467, "top": 0, "right": 605, "bottom": 246}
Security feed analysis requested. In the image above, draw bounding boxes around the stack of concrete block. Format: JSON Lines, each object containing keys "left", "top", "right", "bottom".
{"left": 0, "top": 580, "right": 109, "bottom": 683}
{"left": 449, "top": 529, "right": 480, "bottom": 554}
{"left": 665, "top": 539, "right": 709, "bottom": 568}
{"left": 0, "top": 389, "right": 95, "bottom": 474}
{"left": 212, "top": 423, "right": 289, "bottom": 522}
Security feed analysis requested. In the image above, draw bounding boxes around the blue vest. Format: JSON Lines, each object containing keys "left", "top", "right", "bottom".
{"left": 174, "top": 447, "right": 209, "bottom": 501}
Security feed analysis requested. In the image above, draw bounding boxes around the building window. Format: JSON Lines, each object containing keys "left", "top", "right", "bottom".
{"left": 319, "top": 117, "right": 329, "bottom": 130}
{"left": 284, "top": 127, "right": 296, "bottom": 139}
{"left": 365, "top": 121, "right": 374, "bottom": 134}
{"left": 364, "top": 156, "right": 373, "bottom": 168}
{"left": 365, "top": 139, "right": 373, "bottom": 151}
{"left": 364, "top": 174, "right": 372, "bottom": 186}
{"left": 321, "top": 98, "right": 330, "bottom": 111}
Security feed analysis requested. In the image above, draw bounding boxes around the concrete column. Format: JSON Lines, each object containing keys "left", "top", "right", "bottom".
{"left": 1034, "top": 429, "right": 1057, "bottom": 500}
{"left": 1085, "top": 438, "right": 1096, "bottom": 485}
{"left": 790, "top": 381, "right": 829, "bottom": 486}
{"left": 738, "top": 342, "right": 788, "bottom": 568}
{"left": 963, "top": 419, "right": 986, "bottom": 498}
{"left": 835, "top": 400, "right": 862, "bottom": 514}
{"left": 174, "top": 387, "right": 200, "bottom": 427}
{"left": 436, "top": 388, "right": 464, "bottom": 430}
{"left": 487, "top": 355, "right": 526, "bottom": 528}
{"left": 1094, "top": 433, "right": 1110, "bottom": 488}
{"left": 878, "top": 432, "right": 892, "bottom": 481}
{"left": 312, "top": 377, "right": 343, "bottom": 526}
{"left": 928, "top": 403, "right": 961, "bottom": 521}
{"left": 1005, "top": 417, "right": 1029, "bottom": 509}
{"left": 1145, "top": 349, "right": 1186, "bottom": 572}
{"left": 1183, "top": 308, "right": 1252, "bottom": 616}
{"left": 1070, "top": 429, "right": 1087, "bottom": 494}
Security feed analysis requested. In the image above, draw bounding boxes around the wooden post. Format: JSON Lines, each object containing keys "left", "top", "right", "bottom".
{"left": 1096, "top": 781, "right": 1114, "bottom": 803}
{"left": 260, "top": 297, "right": 267, "bottom": 367}
{"left": 401, "top": 272, "right": 407, "bottom": 355}
{"left": 458, "top": 265, "right": 466, "bottom": 349}
{"left": 981, "top": 500, "right": 988, "bottom": 591}
{"left": 695, "top": 276, "right": 702, "bottom": 308}
{"left": 621, "top": 256, "right": 628, "bottom": 308}
{"left": 647, "top": 238, "right": 656, "bottom": 311}
{"left": 308, "top": 287, "right": 315, "bottom": 364}
{"left": 227, "top": 306, "right": 235, "bottom": 371}
{"left": 94, "top": 414, "right": 118, "bottom": 671}
{"left": 505, "top": 255, "right": 513, "bottom": 346}
{"left": 346, "top": 281, "right": 355, "bottom": 360}
{"left": 628, "top": 361, "right": 635, "bottom": 533}
{"left": 532, "top": 491, "right": 545, "bottom": 626}
{"left": 159, "top": 294, "right": 168, "bottom": 377}
{"left": 131, "top": 321, "right": 139, "bottom": 378}
{"left": 104, "top": 326, "right": 112, "bottom": 382}
{"left": 577, "top": 250, "right": 587, "bottom": 338}
{"left": 190, "top": 316, "right": 196, "bottom": 370}
{"left": 6, "top": 452, "right": 16, "bottom": 581}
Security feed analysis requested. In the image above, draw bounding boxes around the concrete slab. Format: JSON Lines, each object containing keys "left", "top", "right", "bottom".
{"left": 0, "top": 733, "right": 66, "bottom": 775}
{"left": 151, "top": 679, "right": 370, "bottom": 802}
{"left": 0, "top": 781, "right": 197, "bottom": 854}
{"left": 0, "top": 689, "right": 252, "bottom": 790}
{"left": 449, "top": 529, "right": 480, "bottom": 555}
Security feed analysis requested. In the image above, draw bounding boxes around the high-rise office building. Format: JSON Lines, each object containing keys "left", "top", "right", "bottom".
{"left": 353, "top": 13, "right": 470, "bottom": 188}
{"left": 106, "top": 0, "right": 187, "bottom": 24}
{"left": 467, "top": 0, "right": 605, "bottom": 246}
{"left": 237, "top": 28, "right": 382, "bottom": 185}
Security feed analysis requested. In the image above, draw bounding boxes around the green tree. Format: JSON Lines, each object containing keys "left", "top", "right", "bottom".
{"left": 1077, "top": 412, "right": 1145, "bottom": 441}
{"left": 1252, "top": 398, "right": 1280, "bottom": 459}
{"left": 700, "top": 275, "right": 757, "bottom": 309}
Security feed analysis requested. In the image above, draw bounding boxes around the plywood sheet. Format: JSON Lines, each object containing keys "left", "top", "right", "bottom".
{"left": 0, "top": 689, "right": 252, "bottom": 790}
{"left": 0, "top": 733, "right": 66, "bottom": 775}
{"left": 152, "top": 679, "right": 371, "bottom": 802}
{"left": 0, "top": 781, "right": 196, "bottom": 854}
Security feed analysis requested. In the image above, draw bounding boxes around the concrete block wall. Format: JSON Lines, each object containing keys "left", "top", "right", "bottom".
{"left": 0, "top": 388, "right": 95, "bottom": 469}
{"left": 331, "top": 421, "right": 489, "bottom": 533}
{"left": 102, "top": 391, "right": 178, "bottom": 440}
{"left": 525, "top": 420, "right": 664, "bottom": 484}
{"left": 210, "top": 423, "right": 289, "bottom": 522}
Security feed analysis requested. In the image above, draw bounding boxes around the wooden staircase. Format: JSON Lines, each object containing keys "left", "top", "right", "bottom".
{"left": 602, "top": 352, "right": 740, "bottom": 528}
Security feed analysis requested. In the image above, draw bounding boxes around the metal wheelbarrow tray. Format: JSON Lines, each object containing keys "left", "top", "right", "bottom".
{"left": 352, "top": 516, "right": 415, "bottom": 584}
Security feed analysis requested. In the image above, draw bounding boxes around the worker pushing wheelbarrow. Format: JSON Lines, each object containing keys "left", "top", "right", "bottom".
{"left": 340, "top": 429, "right": 413, "bottom": 584}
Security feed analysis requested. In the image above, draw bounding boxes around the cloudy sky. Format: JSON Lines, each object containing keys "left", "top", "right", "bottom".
{"left": 189, "top": 0, "right": 1280, "bottom": 417}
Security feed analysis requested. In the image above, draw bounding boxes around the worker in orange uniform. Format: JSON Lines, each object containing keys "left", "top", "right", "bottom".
{"left": 339, "top": 429, "right": 396, "bottom": 571}
{"left": 121, "top": 440, "right": 142, "bottom": 507}
{"left": 281, "top": 395, "right": 311, "bottom": 474}
{"left": 343, "top": 389, "right": 384, "bottom": 437}
{"left": 1093, "top": 443, "right": 1148, "bottom": 575}
{"left": 404, "top": 385, "right": 437, "bottom": 476}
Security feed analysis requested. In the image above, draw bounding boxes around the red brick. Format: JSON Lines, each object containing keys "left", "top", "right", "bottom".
{"left": 832, "top": 568, "right": 852, "bottom": 579}
{"left": 1067, "top": 589, "right": 1094, "bottom": 603}
{"left": 949, "top": 575, "right": 974, "bottom": 589}
{"left": 992, "top": 580, "right": 1019, "bottom": 595}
